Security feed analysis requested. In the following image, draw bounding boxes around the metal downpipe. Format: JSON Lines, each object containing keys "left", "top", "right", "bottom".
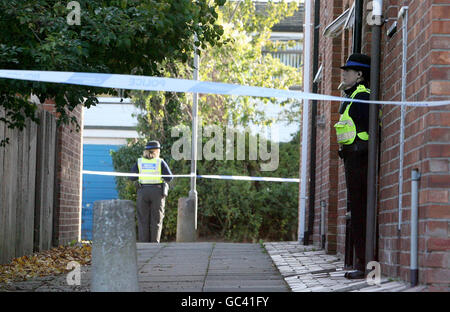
{"left": 365, "top": 0, "right": 383, "bottom": 272}
{"left": 305, "top": 0, "right": 321, "bottom": 246}
{"left": 353, "top": 0, "right": 364, "bottom": 53}
{"left": 299, "top": 0, "right": 312, "bottom": 243}
{"left": 344, "top": 0, "right": 365, "bottom": 268}
{"left": 397, "top": 6, "right": 409, "bottom": 232}
{"left": 410, "top": 169, "right": 420, "bottom": 287}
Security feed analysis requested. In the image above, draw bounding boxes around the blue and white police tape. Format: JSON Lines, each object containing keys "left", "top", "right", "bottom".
{"left": 1, "top": 69, "right": 449, "bottom": 107}
{"left": 197, "top": 174, "right": 300, "bottom": 183}
{"left": 82, "top": 170, "right": 300, "bottom": 183}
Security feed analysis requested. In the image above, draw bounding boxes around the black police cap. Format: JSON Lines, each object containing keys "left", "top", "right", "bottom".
{"left": 341, "top": 53, "right": 371, "bottom": 71}
{"left": 145, "top": 141, "right": 161, "bottom": 150}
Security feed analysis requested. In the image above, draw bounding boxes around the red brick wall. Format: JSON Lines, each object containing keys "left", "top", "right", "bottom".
{"left": 307, "top": 0, "right": 450, "bottom": 289}
{"left": 38, "top": 100, "right": 83, "bottom": 246}
{"left": 378, "top": 0, "right": 450, "bottom": 289}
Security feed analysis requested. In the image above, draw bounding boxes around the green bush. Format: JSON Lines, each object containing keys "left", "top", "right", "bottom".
{"left": 111, "top": 131, "right": 299, "bottom": 242}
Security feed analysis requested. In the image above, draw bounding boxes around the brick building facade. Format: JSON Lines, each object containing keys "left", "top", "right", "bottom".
{"left": 40, "top": 100, "right": 83, "bottom": 246}
{"left": 304, "top": 0, "right": 449, "bottom": 290}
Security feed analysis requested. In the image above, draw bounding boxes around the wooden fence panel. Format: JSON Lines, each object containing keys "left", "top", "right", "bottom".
{"left": 0, "top": 109, "right": 56, "bottom": 264}
{"left": 15, "top": 118, "right": 37, "bottom": 257}
{"left": 34, "top": 110, "right": 56, "bottom": 252}
{"left": 1, "top": 123, "right": 19, "bottom": 264}
{"left": 15, "top": 121, "right": 25, "bottom": 257}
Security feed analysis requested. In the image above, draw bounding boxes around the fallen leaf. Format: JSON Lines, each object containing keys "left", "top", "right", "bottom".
{"left": 0, "top": 242, "right": 92, "bottom": 284}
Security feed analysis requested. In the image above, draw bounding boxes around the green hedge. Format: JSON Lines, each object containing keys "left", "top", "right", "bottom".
{"left": 111, "top": 131, "right": 299, "bottom": 242}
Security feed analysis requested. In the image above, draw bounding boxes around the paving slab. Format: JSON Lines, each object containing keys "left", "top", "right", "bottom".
{"left": 0, "top": 241, "right": 430, "bottom": 292}
{"left": 139, "top": 242, "right": 289, "bottom": 292}
{"left": 202, "top": 242, "right": 289, "bottom": 292}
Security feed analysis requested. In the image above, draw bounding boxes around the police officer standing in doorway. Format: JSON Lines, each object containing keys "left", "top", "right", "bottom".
{"left": 334, "top": 53, "right": 371, "bottom": 279}
{"left": 130, "top": 141, "right": 173, "bottom": 243}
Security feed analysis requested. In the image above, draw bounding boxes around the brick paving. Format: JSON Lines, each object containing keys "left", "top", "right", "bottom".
{"left": 264, "top": 241, "right": 428, "bottom": 292}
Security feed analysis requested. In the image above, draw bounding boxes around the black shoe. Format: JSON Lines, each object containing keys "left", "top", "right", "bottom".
{"left": 344, "top": 270, "right": 365, "bottom": 279}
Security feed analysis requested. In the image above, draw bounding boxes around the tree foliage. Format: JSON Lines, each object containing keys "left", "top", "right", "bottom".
{"left": 129, "top": 0, "right": 302, "bottom": 129}
{"left": 111, "top": 0, "right": 302, "bottom": 242}
{"left": 112, "top": 130, "right": 300, "bottom": 242}
{"left": 0, "top": 0, "right": 225, "bottom": 145}
{"left": 123, "top": 0, "right": 303, "bottom": 149}
{"left": 202, "top": 0, "right": 302, "bottom": 126}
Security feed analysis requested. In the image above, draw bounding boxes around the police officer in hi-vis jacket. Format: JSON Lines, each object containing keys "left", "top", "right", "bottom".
{"left": 334, "top": 53, "right": 371, "bottom": 280}
{"left": 130, "top": 141, "right": 173, "bottom": 243}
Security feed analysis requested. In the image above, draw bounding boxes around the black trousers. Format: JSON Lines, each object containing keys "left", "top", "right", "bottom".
{"left": 136, "top": 185, "right": 165, "bottom": 243}
{"left": 341, "top": 140, "right": 368, "bottom": 272}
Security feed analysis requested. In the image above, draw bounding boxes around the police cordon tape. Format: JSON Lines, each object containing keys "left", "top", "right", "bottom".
{"left": 82, "top": 170, "right": 300, "bottom": 183}
{"left": 1, "top": 69, "right": 450, "bottom": 107}
{"left": 5, "top": 69, "right": 446, "bottom": 183}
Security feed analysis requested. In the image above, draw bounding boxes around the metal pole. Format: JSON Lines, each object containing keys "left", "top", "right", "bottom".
{"left": 320, "top": 200, "right": 326, "bottom": 249}
{"left": 398, "top": 6, "right": 409, "bottom": 231}
{"left": 344, "top": 0, "right": 364, "bottom": 268}
{"left": 366, "top": 0, "right": 383, "bottom": 272}
{"left": 410, "top": 169, "right": 420, "bottom": 287}
{"left": 353, "top": 0, "right": 364, "bottom": 53}
{"left": 299, "top": 0, "right": 312, "bottom": 244}
{"left": 305, "top": 0, "right": 321, "bottom": 246}
{"left": 189, "top": 35, "right": 199, "bottom": 230}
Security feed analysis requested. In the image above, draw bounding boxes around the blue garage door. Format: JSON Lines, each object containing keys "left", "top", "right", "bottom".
{"left": 82, "top": 144, "right": 121, "bottom": 240}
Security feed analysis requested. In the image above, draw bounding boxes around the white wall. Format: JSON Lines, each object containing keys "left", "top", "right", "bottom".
{"left": 83, "top": 97, "right": 140, "bottom": 145}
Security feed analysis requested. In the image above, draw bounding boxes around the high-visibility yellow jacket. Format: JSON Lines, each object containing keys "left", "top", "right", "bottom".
{"left": 334, "top": 84, "right": 370, "bottom": 145}
{"left": 137, "top": 157, "right": 164, "bottom": 184}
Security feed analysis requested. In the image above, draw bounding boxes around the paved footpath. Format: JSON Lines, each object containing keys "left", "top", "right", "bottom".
{"left": 136, "top": 242, "right": 288, "bottom": 292}
{"left": 264, "top": 242, "right": 428, "bottom": 292}
{"left": 0, "top": 241, "right": 428, "bottom": 292}
{"left": 0, "top": 242, "right": 289, "bottom": 292}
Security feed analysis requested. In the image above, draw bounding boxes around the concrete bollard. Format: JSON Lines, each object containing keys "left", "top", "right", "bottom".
{"left": 91, "top": 199, "right": 140, "bottom": 292}
{"left": 176, "top": 197, "right": 197, "bottom": 242}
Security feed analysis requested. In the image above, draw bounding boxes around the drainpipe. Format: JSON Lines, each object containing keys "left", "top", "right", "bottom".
{"left": 299, "top": 0, "right": 312, "bottom": 244}
{"left": 366, "top": 0, "right": 383, "bottom": 272}
{"left": 353, "top": 0, "right": 364, "bottom": 53}
{"left": 305, "top": 0, "right": 321, "bottom": 246}
{"left": 344, "top": 0, "right": 365, "bottom": 268}
{"left": 320, "top": 200, "right": 326, "bottom": 249}
{"left": 410, "top": 169, "right": 420, "bottom": 287}
{"left": 397, "top": 6, "right": 409, "bottom": 232}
